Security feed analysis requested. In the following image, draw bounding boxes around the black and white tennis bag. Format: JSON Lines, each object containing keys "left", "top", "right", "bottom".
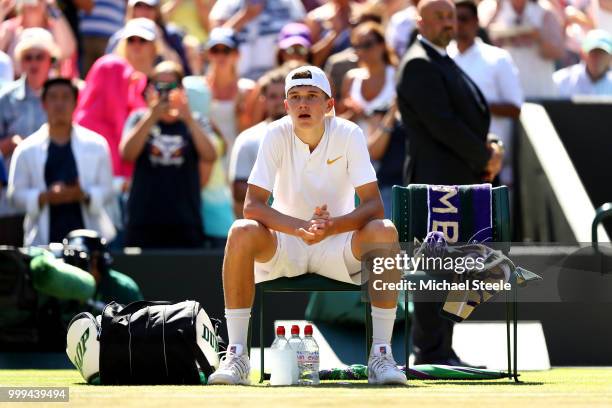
{"left": 66, "top": 300, "right": 221, "bottom": 385}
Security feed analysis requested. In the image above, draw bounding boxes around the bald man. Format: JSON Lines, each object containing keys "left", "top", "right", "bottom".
{"left": 396, "top": 0, "right": 503, "bottom": 366}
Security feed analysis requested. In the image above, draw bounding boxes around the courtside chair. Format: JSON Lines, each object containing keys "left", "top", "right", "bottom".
{"left": 254, "top": 275, "right": 372, "bottom": 383}
{"left": 391, "top": 184, "right": 519, "bottom": 382}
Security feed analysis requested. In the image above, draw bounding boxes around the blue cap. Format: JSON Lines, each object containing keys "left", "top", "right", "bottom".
{"left": 206, "top": 27, "right": 238, "bottom": 50}
{"left": 582, "top": 29, "right": 612, "bottom": 54}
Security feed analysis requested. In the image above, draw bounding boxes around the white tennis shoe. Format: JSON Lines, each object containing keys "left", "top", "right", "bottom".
{"left": 207, "top": 344, "right": 251, "bottom": 385}
{"left": 367, "top": 344, "right": 407, "bottom": 385}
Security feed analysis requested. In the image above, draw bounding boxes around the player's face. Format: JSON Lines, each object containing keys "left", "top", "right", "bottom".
{"left": 285, "top": 86, "right": 333, "bottom": 130}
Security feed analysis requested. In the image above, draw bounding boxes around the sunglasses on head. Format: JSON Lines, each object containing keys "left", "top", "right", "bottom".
{"left": 284, "top": 45, "right": 308, "bottom": 56}
{"left": 209, "top": 45, "right": 233, "bottom": 55}
{"left": 353, "top": 39, "right": 381, "bottom": 51}
{"left": 23, "top": 52, "right": 48, "bottom": 62}
{"left": 127, "top": 36, "right": 150, "bottom": 44}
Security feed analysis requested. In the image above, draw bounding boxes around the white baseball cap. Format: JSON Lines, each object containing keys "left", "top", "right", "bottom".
{"left": 285, "top": 65, "right": 332, "bottom": 98}
{"left": 121, "top": 17, "right": 157, "bottom": 41}
{"left": 128, "top": 0, "right": 159, "bottom": 6}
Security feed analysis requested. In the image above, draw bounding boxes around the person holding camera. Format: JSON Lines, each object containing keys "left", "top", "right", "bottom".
{"left": 120, "top": 60, "right": 216, "bottom": 249}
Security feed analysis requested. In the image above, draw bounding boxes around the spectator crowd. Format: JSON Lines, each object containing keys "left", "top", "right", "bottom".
{"left": 0, "top": 0, "right": 611, "bottom": 249}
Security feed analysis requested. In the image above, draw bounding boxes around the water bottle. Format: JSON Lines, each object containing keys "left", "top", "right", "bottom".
{"left": 287, "top": 325, "right": 304, "bottom": 384}
{"left": 299, "top": 324, "right": 320, "bottom": 385}
{"left": 270, "top": 326, "right": 292, "bottom": 385}
{"left": 271, "top": 325, "right": 288, "bottom": 350}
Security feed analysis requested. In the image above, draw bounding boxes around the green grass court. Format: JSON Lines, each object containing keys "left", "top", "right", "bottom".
{"left": 2, "top": 368, "right": 612, "bottom": 407}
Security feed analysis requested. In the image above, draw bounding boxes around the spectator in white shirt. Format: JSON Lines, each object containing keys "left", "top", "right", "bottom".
{"left": 554, "top": 28, "right": 612, "bottom": 96}
{"left": 8, "top": 78, "right": 116, "bottom": 246}
{"left": 448, "top": 0, "right": 523, "bottom": 188}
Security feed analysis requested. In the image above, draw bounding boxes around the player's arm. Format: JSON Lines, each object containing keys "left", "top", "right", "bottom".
{"left": 328, "top": 181, "right": 384, "bottom": 235}
{"left": 243, "top": 183, "right": 311, "bottom": 236}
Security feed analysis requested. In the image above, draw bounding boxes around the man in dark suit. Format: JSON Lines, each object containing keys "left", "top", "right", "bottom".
{"left": 396, "top": 0, "right": 504, "bottom": 365}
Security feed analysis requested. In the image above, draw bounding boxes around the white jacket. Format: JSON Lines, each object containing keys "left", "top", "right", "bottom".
{"left": 7, "top": 124, "right": 116, "bottom": 246}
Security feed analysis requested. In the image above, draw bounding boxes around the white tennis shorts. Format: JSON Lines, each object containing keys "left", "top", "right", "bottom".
{"left": 254, "top": 231, "right": 362, "bottom": 285}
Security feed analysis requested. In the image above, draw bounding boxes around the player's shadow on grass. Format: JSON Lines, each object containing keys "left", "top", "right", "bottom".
{"left": 425, "top": 381, "right": 544, "bottom": 386}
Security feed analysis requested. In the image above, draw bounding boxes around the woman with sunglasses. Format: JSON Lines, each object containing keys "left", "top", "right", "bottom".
{"left": 202, "top": 28, "right": 257, "bottom": 171}
{"left": 105, "top": 0, "right": 189, "bottom": 75}
{"left": 339, "top": 22, "right": 398, "bottom": 138}
{"left": 76, "top": 18, "right": 160, "bottom": 180}
{"left": 114, "top": 17, "right": 170, "bottom": 77}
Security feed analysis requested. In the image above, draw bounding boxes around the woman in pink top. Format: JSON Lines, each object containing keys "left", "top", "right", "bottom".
{"left": 74, "top": 54, "right": 147, "bottom": 179}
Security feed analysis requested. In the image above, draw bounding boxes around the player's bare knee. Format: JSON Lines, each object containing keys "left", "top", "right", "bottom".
{"left": 226, "top": 219, "right": 264, "bottom": 253}
{"left": 363, "top": 219, "right": 398, "bottom": 243}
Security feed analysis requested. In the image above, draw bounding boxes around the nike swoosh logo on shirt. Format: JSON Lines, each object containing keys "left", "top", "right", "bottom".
{"left": 327, "top": 156, "right": 342, "bottom": 165}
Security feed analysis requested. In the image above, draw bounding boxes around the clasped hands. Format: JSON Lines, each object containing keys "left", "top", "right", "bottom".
{"left": 297, "top": 204, "right": 335, "bottom": 245}
{"left": 39, "top": 180, "right": 87, "bottom": 208}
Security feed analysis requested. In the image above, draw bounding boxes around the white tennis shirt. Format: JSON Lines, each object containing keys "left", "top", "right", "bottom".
{"left": 248, "top": 115, "right": 377, "bottom": 221}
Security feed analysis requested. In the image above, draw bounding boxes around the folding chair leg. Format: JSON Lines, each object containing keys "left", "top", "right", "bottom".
{"left": 506, "top": 290, "right": 512, "bottom": 381}
{"left": 404, "top": 290, "right": 409, "bottom": 371}
{"left": 259, "top": 292, "right": 265, "bottom": 383}
{"left": 513, "top": 284, "right": 519, "bottom": 383}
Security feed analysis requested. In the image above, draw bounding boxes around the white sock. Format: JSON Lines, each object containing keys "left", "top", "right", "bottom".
{"left": 225, "top": 308, "right": 251, "bottom": 351}
{"left": 371, "top": 305, "right": 397, "bottom": 347}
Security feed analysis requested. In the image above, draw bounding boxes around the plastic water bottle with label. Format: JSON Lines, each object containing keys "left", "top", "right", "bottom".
{"left": 287, "top": 325, "right": 304, "bottom": 384}
{"left": 299, "top": 324, "right": 320, "bottom": 385}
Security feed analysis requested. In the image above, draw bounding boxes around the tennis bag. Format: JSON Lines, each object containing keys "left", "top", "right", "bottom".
{"left": 66, "top": 300, "right": 221, "bottom": 385}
